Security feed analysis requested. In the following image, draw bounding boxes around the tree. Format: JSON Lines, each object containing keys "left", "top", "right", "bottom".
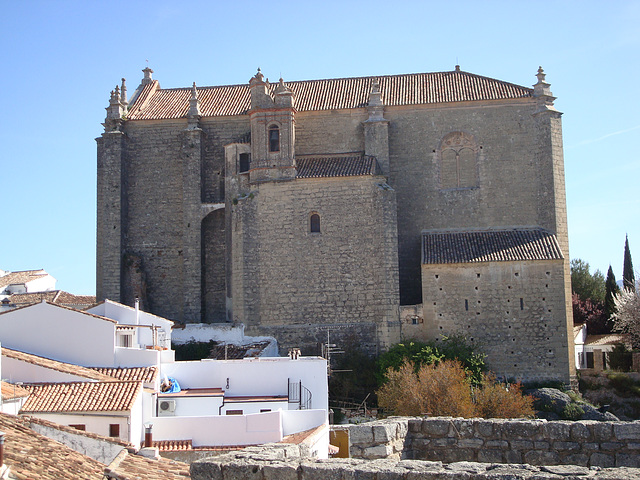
{"left": 612, "top": 289, "right": 640, "bottom": 348}
{"left": 623, "top": 235, "right": 636, "bottom": 293}
{"left": 570, "top": 259, "right": 605, "bottom": 303}
{"left": 604, "top": 266, "right": 621, "bottom": 321}
{"left": 572, "top": 293, "right": 609, "bottom": 334}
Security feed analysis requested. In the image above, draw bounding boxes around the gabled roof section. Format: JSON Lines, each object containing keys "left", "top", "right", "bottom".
{"left": 126, "top": 70, "right": 533, "bottom": 120}
{"left": 296, "top": 153, "right": 380, "bottom": 179}
{"left": 105, "top": 448, "right": 191, "bottom": 479}
{"left": 422, "top": 228, "right": 564, "bottom": 264}
{"left": 0, "top": 300, "right": 118, "bottom": 323}
{"left": 2, "top": 347, "right": 116, "bottom": 381}
{"left": 6, "top": 290, "right": 97, "bottom": 308}
{"left": 21, "top": 381, "right": 142, "bottom": 413}
{"left": 91, "top": 366, "right": 158, "bottom": 384}
{"left": 0, "top": 268, "right": 49, "bottom": 288}
{"left": 0, "top": 412, "right": 106, "bottom": 479}
{"left": 1, "top": 380, "right": 30, "bottom": 400}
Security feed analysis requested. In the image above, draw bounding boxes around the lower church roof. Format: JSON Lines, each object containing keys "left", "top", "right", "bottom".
{"left": 422, "top": 228, "right": 564, "bottom": 264}
{"left": 295, "top": 153, "right": 380, "bottom": 178}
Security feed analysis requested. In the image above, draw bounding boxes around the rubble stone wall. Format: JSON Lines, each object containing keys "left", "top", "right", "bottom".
{"left": 349, "top": 417, "right": 640, "bottom": 468}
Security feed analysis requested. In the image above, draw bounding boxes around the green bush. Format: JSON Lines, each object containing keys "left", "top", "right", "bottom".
{"left": 377, "top": 335, "right": 486, "bottom": 385}
{"left": 172, "top": 340, "right": 215, "bottom": 361}
{"left": 607, "top": 343, "right": 633, "bottom": 372}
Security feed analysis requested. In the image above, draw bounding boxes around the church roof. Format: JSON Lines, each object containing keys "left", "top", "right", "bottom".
{"left": 422, "top": 228, "right": 564, "bottom": 264}
{"left": 296, "top": 154, "right": 380, "bottom": 178}
{"left": 126, "top": 69, "right": 533, "bottom": 120}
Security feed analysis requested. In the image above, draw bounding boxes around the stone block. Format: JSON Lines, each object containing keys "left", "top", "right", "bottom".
{"left": 510, "top": 440, "right": 534, "bottom": 450}
{"left": 504, "top": 450, "right": 522, "bottom": 464}
{"left": 474, "top": 420, "right": 493, "bottom": 437}
{"left": 431, "top": 437, "right": 457, "bottom": 447}
{"left": 221, "top": 461, "right": 263, "bottom": 480}
{"left": 299, "top": 462, "right": 344, "bottom": 480}
{"left": 457, "top": 439, "right": 484, "bottom": 449}
{"left": 592, "top": 422, "right": 613, "bottom": 442}
{"left": 408, "top": 419, "right": 423, "bottom": 433}
{"left": 190, "top": 460, "right": 223, "bottom": 480}
{"left": 349, "top": 425, "right": 374, "bottom": 445}
{"left": 363, "top": 444, "right": 392, "bottom": 459}
{"left": 553, "top": 441, "right": 579, "bottom": 451}
{"left": 523, "top": 450, "right": 560, "bottom": 466}
{"left": 590, "top": 452, "right": 615, "bottom": 468}
{"left": 616, "top": 453, "right": 640, "bottom": 468}
{"left": 614, "top": 422, "right": 640, "bottom": 440}
{"left": 562, "top": 453, "right": 589, "bottom": 466}
{"left": 601, "top": 442, "right": 623, "bottom": 451}
{"left": 541, "top": 422, "right": 571, "bottom": 440}
{"left": 421, "top": 418, "right": 451, "bottom": 436}
{"left": 373, "top": 424, "right": 395, "bottom": 443}
{"left": 500, "top": 420, "right": 544, "bottom": 440}
{"left": 477, "top": 449, "right": 503, "bottom": 463}
{"left": 570, "top": 423, "right": 590, "bottom": 442}
{"left": 262, "top": 462, "right": 298, "bottom": 480}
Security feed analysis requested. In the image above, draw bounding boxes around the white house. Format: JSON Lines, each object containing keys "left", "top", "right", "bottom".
{"left": 0, "top": 301, "right": 174, "bottom": 367}
{"left": 0, "top": 299, "right": 330, "bottom": 455}
{"left": 0, "top": 269, "right": 56, "bottom": 296}
{"left": 574, "top": 323, "right": 631, "bottom": 370}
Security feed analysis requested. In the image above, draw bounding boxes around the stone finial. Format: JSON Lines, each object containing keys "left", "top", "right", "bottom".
{"left": 187, "top": 82, "right": 201, "bottom": 125}
{"left": 366, "top": 79, "right": 387, "bottom": 122}
{"left": 105, "top": 84, "right": 126, "bottom": 129}
{"left": 455, "top": 65, "right": 461, "bottom": 72}
{"left": 274, "top": 77, "right": 294, "bottom": 107}
{"left": 120, "top": 78, "right": 128, "bottom": 107}
{"left": 250, "top": 67, "right": 265, "bottom": 86}
{"left": 142, "top": 67, "right": 154, "bottom": 85}
{"left": 533, "top": 66, "right": 557, "bottom": 113}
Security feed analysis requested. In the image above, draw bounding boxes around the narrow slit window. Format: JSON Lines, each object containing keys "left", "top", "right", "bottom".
{"left": 310, "top": 213, "right": 321, "bottom": 233}
{"left": 268, "top": 125, "right": 280, "bottom": 152}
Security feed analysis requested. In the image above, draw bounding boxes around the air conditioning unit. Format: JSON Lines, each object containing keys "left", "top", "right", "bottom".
{"left": 158, "top": 399, "right": 176, "bottom": 416}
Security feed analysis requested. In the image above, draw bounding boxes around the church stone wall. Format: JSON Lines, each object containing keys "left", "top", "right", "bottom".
{"left": 231, "top": 176, "right": 400, "bottom": 354}
{"left": 384, "top": 99, "right": 563, "bottom": 305}
{"left": 420, "top": 260, "right": 571, "bottom": 383}
{"left": 295, "top": 110, "right": 367, "bottom": 155}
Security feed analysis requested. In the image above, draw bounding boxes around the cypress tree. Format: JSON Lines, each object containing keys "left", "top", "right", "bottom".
{"left": 623, "top": 235, "right": 636, "bottom": 292}
{"left": 604, "top": 265, "right": 620, "bottom": 323}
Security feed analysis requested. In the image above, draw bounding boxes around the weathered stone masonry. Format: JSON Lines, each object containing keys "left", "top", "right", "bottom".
{"left": 97, "top": 67, "right": 575, "bottom": 382}
{"left": 189, "top": 417, "right": 640, "bottom": 479}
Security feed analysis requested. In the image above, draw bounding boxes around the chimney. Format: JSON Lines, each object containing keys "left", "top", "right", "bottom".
{"left": 144, "top": 423, "right": 153, "bottom": 448}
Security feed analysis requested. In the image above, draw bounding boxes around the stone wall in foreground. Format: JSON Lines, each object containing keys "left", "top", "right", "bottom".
{"left": 190, "top": 442, "right": 640, "bottom": 480}
{"left": 348, "top": 417, "right": 640, "bottom": 468}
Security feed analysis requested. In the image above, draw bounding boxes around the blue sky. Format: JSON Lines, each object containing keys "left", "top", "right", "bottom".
{"left": 1, "top": 0, "right": 638, "bottom": 294}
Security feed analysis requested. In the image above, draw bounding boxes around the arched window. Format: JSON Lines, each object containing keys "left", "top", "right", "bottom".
{"left": 268, "top": 125, "right": 280, "bottom": 152}
{"left": 310, "top": 213, "right": 321, "bottom": 233}
{"left": 438, "top": 131, "right": 479, "bottom": 189}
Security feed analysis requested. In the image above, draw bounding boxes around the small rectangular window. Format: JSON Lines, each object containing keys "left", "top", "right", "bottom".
{"left": 269, "top": 126, "right": 280, "bottom": 152}
{"left": 465, "top": 299, "right": 468, "bottom": 311}
{"left": 109, "top": 424, "right": 120, "bottom": 437}
{"left": 239, "top": 153, "right": 250, "bottom": 173}
{"left": 69, "top": 424, "right": 86, "bottom": 431}
{"left": 520, "top": 298, "right": 524, "bottom": 310}
{"left": 226, "top": 409, "right": 243, "bottom": 415}
{"left": 260, "top": 409, "right": 271, "bottom": 413}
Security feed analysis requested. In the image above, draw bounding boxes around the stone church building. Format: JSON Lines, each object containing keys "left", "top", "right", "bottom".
{"left": 97, "top": 66, "right": 575, "bottom": 383}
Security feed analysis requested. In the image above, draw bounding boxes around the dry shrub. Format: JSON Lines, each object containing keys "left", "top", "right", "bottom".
{"left": 378, "top": 361, "right": 533, "bottom": 419}
{"left": 377, "top": 359, "right": 474, "bottom": 417}
{"left": 474, "top": 374, "right": 535, "bottom": 418}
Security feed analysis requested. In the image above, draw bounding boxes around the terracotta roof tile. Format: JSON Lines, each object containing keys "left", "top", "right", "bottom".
{"left": 295, "top": 154, "right": 380, "bottom": 178}
{"left": 21, "top": 381, "right": 141, "bottom": 413}
{"left": 6, "top": 290, "right": 96, "bottom": 308}
{"left": 126, "top": 70, "right": 533, "bottom": 121}
{"left": 1, "top": 381, "right": 30, "bottom": 400}
{"left": 105, "top": 448, "right": 191, "bottom": 479}
{"left": 91, "top": 366, "right": 158, "bottom": 384}
{"left": 2, "top": 347, "right": 115, "bottom": 382}
{"left": 422, "top": 228, "right": 564, "bottom": 264}
{"left": 586, "top": 333, "right": 631, "bottom": 347}
{"left": 0, "top": 269, "right": 48, "bottom": 289}
{"left": 0, "top": 412, "right": 106, "bottom": 479}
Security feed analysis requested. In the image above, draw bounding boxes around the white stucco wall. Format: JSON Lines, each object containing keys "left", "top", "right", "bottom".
{"left": 31, "top": 412, "right": 130, "bottom": 442}
{"left": 219, "top": 400, "right": 288, "bottom": 415}
{"left": 151, "top": 411, "right": 283, "bottom": 446}
{"left": 159, "top": 357, "right": 328, "bottom": 412}
{"left": 157, "top": 394, "right": 224, "bottom": 417}
{"left": 0, "top": 302, "right": 116, "bottom": 366}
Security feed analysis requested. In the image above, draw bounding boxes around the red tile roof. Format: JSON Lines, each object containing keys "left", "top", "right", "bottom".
{"left": 91, "top": 366, "right": 158, "bottom": 384}
{"left": 422, "top": 228, "right": 564, "bottom": 264}
{"left": 2, "top": 347, "right": 116, "bottom": 382}
{"left": 296, "top": 154, "right": 380, "bottom": 178}
{"left": 6, "top": 290, "right": 97, "bottom": 308}
{"left": 21, "top": 381, "right": 141, "bottom": 413}
{"left": 104, "top": 448, "right": 191, "bottom": 479}
{"left": 0, "top": 412, "right": 106, "bottom": 479}
{"left": 0, "top": 269, "right": 49, "bottom": 289}
{"left": 1, "top": 381, "right": 30, "bottom": 400}
{"left": 126, "top": 70, "right": 533, "bottom": 121}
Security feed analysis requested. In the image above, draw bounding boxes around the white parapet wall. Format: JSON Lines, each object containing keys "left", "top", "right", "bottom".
{"left": 171, "top": 323, "right": 278, "bottom": 357}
